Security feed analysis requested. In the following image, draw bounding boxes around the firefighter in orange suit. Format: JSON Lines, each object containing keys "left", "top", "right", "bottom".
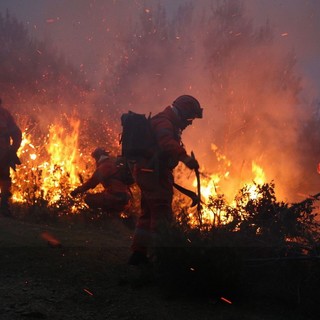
{"left": 129, "top": 95, "right": 203, "bottom": 265}
{"left": 0, "top": 98, "right": 22, "bottom": 217}
{"left": 70, "top": 148, "right": 131, "bottom": 212}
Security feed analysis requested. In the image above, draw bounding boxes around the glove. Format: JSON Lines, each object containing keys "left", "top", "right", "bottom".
{"left": 182, "top": 155, "right": 199, "bottom": 170}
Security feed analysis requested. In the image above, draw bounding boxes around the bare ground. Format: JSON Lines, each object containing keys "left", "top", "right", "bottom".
{"left": 0, "top": 214, "right": 317, "bottom": 320}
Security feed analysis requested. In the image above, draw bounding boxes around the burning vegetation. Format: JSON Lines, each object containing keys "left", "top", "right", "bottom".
{"left": 10, "top": 114, "right": 119, "bottom": 217}
{"left": 1, "top": 1, "right": 320, "bottom": 311}
{"left": 1, "top": 1, "right": 318, "bottom": 221}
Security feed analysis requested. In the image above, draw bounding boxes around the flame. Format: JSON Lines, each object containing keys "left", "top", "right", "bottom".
{"left": 252, "top": 161, "right": 265, "bottom": 185}
{"left": 11, "top": 115, "right": 267, "bottom": 221}
{"left": 11, "top": 117, "right": 88, "bottom": 213}
{"left": 185, "top": 150, "right": 266, "bottom": 227}
{"left": 42, "top": 119, "right": 80, "bottom": 201}
{"left": 247, "top": 161, "right": 266, "bottom": 200}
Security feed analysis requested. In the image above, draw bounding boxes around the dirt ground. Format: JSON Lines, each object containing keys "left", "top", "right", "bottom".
{"left": 0, "top": 214, "right": 317, "bottom": 320}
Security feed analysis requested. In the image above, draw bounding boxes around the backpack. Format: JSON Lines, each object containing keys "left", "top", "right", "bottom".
{"left": 120, "top": 111, "right": 156, "bottom": 160}
{"left": 115, "top": 156, "right": 135, "bottom": 186}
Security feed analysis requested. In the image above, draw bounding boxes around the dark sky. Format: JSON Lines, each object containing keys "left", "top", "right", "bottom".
{"left": 0, "top": 0, "right": 319, "bottom": 98}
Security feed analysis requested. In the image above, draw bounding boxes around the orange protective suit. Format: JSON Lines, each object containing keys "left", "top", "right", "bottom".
{"left": 131, "top": 106, "right": 190, "bottom": 255}
{"left": 71, "top": 156, "right": 131, "bottom": 212}
{"left": 129, "top": 95, "right": 203, "bottom": 265}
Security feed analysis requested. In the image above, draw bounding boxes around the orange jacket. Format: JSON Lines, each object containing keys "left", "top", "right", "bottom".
{"left": 151, "top": 106, "right": 187, "bottom": 169}
{"left": 76, "top": 157, "right": 128, "bottom": 195}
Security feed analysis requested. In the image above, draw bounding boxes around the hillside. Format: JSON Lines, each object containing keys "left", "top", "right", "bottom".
{"left": 0, "top": 215, "right": 316, "bottom": 320}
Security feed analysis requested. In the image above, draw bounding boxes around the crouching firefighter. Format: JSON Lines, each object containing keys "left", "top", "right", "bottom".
{"left": 70, "top": 148, "right": 132, "bottom": 212}
{"left": 128, "top": 95, "right": 203, "bottom": 266}
{"left": 0, "top": 98, "right": 22, "bottom": 217}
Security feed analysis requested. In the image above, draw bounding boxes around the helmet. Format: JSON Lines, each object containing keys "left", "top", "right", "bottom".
{"left": 172, "top": 95, "right": 203, "bottom": 120}
{"left": 91, "top": 147, "right": 109, "bottom": 161}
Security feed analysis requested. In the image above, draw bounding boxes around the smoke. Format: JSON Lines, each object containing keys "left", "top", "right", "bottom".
{"left": 244, "top": 0, "right": 320, "bottom": 99}
{"left": 2, "top": 0, "right": 320, "bottom": 202}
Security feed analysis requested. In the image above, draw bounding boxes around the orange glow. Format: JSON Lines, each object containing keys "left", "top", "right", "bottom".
{"left": 11, "top": 115, "right": 270, "bottom": 222}
{"left": 182, "top": 147, "right": 266, "bottom": 227}
{"left": 247, "top": 161, "right": 265, "bottom": 200}
{"left": 11, "top": 117, "right": 88, "bottom": 213}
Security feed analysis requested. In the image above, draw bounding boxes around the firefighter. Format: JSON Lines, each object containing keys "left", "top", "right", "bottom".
{"left": 129, "top": 95, "right": 203, "bottom": 265}
{"left": 0, "top": 98, "right": 22, "bottom": 217}
{"left": 70, "top": 148, "right": 131, "bottom": 212}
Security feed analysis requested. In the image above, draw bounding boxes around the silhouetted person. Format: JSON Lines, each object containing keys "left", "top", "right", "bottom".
{"left": 0, "top": 98, "right": 22, "bottom": 217}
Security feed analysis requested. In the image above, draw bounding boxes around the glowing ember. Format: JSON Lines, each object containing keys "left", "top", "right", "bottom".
{"left": 83, "top": 288, "right": 94, "bottom": 296}
{"left": 220, "top": 296, "right": 232, "bottom": 304}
